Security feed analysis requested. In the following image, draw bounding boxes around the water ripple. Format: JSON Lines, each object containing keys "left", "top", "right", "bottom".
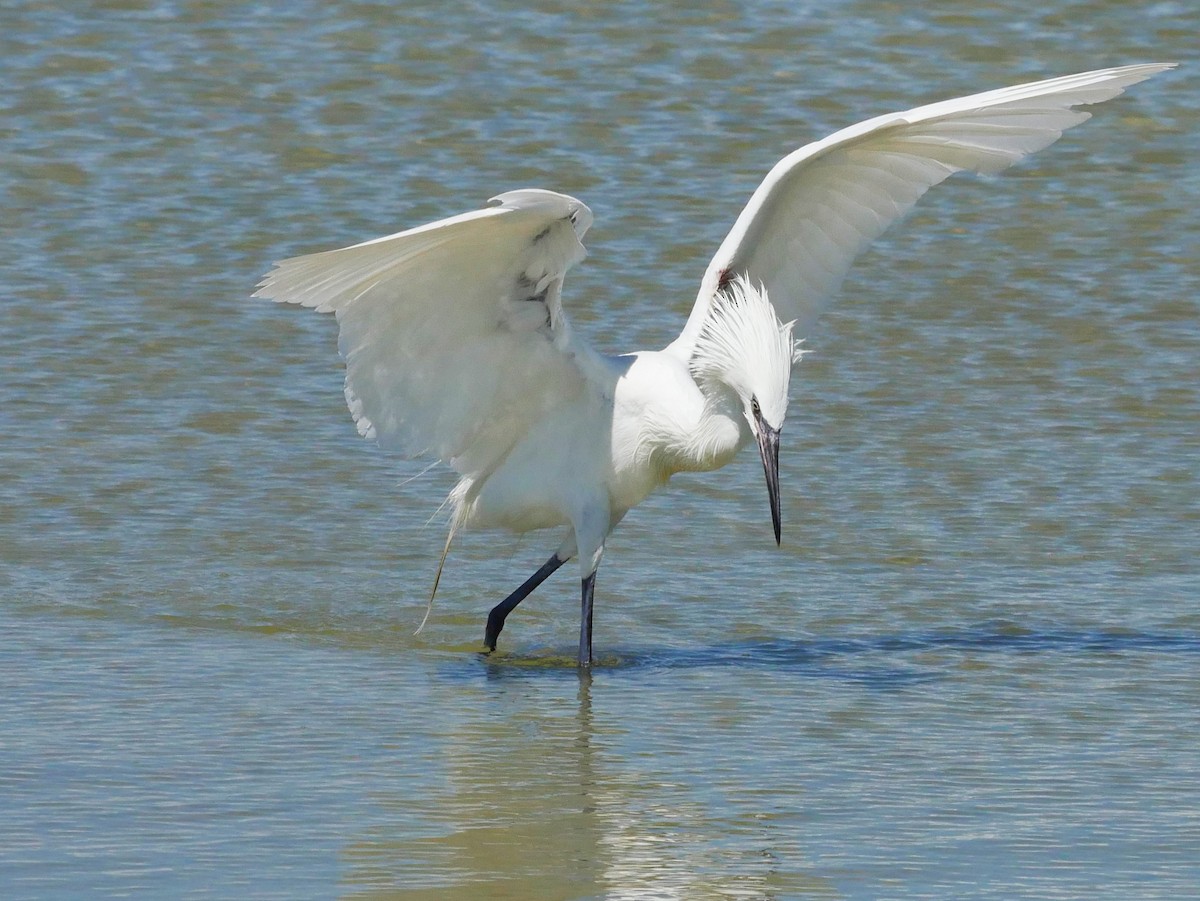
{"left": 468, "top": 624, "right": 1200, "bottom": 682}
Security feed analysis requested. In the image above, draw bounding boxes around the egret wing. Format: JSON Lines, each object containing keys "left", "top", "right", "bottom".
{"left": 669, "top": 63, "right": 1174, "bottom": 355}
{"left": 254, "top": 189, "right": 597, "bottom": 479}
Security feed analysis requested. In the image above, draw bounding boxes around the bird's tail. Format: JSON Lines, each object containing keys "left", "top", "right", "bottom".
{"left": 415, "top": 524, "right": 456, "bottom": 635}
{"left": 415, "top": 478, "right": 475, "bottom": 635}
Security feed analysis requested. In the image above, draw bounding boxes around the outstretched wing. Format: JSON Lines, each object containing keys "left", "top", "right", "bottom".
{"left": 254, "top": 189, "right": 597, "bottom": 479}
{"left": 668, "top": 63, "right": 1174, "bottom": 357}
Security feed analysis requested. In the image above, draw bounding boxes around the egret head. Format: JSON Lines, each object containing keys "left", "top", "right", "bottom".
{"left": 690, "top": 275, "right": 803, "bottom": 544}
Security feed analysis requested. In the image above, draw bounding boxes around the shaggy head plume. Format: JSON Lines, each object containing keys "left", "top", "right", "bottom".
{"left": 689, "top": 275, "right": 802, "bottom": 427}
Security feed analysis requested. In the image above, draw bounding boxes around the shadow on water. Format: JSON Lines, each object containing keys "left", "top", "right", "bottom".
{"left": 466, "top": 624, "right": 1200, "bottom": 687}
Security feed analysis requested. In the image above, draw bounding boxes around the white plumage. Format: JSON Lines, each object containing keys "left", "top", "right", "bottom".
{"left": 254, "top": 63, "right": 1172, "bottom": 666}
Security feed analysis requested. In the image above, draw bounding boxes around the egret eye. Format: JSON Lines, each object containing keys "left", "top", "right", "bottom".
{"left": 751, "top": 397, "right": 761, "bottom": 418}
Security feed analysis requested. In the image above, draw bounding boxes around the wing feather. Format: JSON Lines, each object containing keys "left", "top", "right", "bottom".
{"left": 668, "top": 62, "right": 1174, "bottom": 356}
{"left": 254, "top": 189, "right": 597, "bottom": 479}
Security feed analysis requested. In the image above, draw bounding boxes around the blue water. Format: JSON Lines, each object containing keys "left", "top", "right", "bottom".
{"left": 2, "top": 0, "right": 1198, "bottom": 897}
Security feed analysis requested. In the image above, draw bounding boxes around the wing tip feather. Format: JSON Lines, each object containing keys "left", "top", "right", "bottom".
{"left": 670, "top": 61, "right": 1174, "bottom": 356}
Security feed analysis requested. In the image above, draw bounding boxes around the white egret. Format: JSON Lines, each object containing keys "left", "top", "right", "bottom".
{"left": 255, "top": 63, "right": 1172, "bottom": 666}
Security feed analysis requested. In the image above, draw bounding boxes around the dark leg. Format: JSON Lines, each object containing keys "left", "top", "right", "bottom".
{"left": 578, "top": 572, "right": 596, "bottom": 668}
{"left": 484, "top": 553, "right": 565, "bottom": 652}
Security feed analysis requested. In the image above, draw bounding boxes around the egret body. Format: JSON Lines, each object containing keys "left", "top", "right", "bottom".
{"left": 255, "top": 64, "right": 1172, "bottom": 666}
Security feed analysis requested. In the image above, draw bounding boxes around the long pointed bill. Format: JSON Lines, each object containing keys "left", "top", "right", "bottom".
{"left": 754, "top": 418, "right": 782, "bottom": 546}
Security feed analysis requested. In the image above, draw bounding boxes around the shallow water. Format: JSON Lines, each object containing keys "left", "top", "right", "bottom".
{"left": 2, "top": 1, "right": 1198, "bottom": 897}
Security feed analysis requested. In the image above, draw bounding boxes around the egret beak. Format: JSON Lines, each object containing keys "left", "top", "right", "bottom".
{"left": 754, "top": 414, "right": 782, "bottom": 546}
